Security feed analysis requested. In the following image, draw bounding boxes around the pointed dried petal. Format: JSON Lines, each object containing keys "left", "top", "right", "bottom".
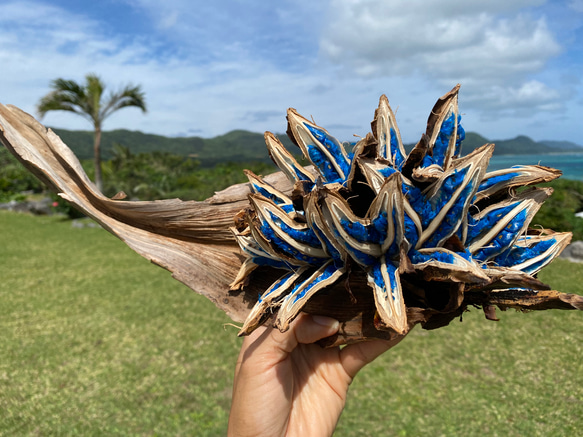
{"left": 318, "top": 196, "right": 380, "bottom": 265}
{"left": 424, "top": 84, "right": 463, "bottom": 170}
{"left": 357, "top": 169, "right": 421, "bottom": 252}
{"left": 491, "top": 231, "right": 572, "bottom": 275}
{"left": 264, "top": 132, "right": 315, "bottom": 185}
{"left": 249, "top": 194, "right": 328, "bottom": 263}
{"left": 319, "top": 174, "right": 404, "bottom": 264}
{"left": 239, "top": 268, "right": 309, "bottom": 336}
{"left": 366, "top": 256, "right": 408, "bottom": 334}
{"left": 411, "top": 145, "right": 493, "bottom": 248}
{"left": 346, "top": 134, "right": 377, "bottom": 192}
{"left": 401, "top": 134, "right": 429, "bottom": 179}
{"left": 287, "top": 108, "right": 351, "bottom": 183}
{"left": 477, "top": 267, "right": 551, "bottom": 291}
{"left": 475, "top": 165, "right": 562, "bottom": 203}
{"left": 304, "top": 193, "right": 347, "bottom": 263}
{"left": 234, "top": 229, "right": 294, "bottom": 266}
{"left": 230, "top": 229, "right": 293, "bottom": 289}
{"left": 410, "top": 247, "right": 490, "bottom": 284}
{"left": 275, "top": 260, "right": 346, "bottom": 331}
{"left": 229, "top": 258, "right": 259, "bottom": 290}
{"left": 245, "top": 169, "right": 293, "bottom": 209}
{"left": 246, "top": 213, "right": 311, "bottom": 268}
{"left": 467, "top": 188, "right": 552, "bottom": 261}
{"left": 357, "top": 157, "right": 398, "bottom": 193}
{"left": 371, "top": 94, "right": 406, "bottom": 169}
{"left": 368, "top": 174, "right": 404, "bottom": 255}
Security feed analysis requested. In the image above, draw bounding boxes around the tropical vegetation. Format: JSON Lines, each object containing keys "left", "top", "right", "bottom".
{"left": 1, "top": 141, "right": 582, "bottom": 240}
{"left": 37, "top": 74, "right": 147, "bottom": 191}
{"left": 100, "top": 144, "right": 275, "bottom": 201}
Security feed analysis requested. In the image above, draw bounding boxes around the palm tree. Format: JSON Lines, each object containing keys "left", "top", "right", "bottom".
{"left": 37, "top": 74, "right": 147, "bottom": 192}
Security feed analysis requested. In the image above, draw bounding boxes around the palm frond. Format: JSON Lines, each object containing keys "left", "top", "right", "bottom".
{"left": 37, "top": 79, "right": 89, "bottom": 120}
{"left": 37, "top": 74, "right": 146, "bottom": 126}
{"left": 101, "top": 85, "right": 147, "bottom": 121}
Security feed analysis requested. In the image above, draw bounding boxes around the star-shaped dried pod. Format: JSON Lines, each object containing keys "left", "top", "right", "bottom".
{"left": 0, "top": 86, "right": 581, "bottom": 347}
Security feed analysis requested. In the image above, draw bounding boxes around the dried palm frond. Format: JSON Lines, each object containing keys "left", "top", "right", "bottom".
{"left": 0, "top": 86, "right": 581, "bottom": 347}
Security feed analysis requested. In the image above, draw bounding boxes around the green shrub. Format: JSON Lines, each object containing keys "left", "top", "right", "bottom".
{"left": 0, "top": 148, "right": 43, "bottom": 201}
{"left": 100, "top": 144, "right": 276, "bottom": 201}
{"left": 534, "top": 179, "right": 583, "bottom": 240}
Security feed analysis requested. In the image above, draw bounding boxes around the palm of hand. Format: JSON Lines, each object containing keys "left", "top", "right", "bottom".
{"left": 228, "top": 314, "right": 405, "bottom": 437}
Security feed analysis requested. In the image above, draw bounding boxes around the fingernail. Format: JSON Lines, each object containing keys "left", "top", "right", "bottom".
{"left": 312, "top": 315, "right": 339, "bottom": 329}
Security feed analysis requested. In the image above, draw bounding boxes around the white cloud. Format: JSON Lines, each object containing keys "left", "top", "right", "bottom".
{"left": 0, "top": 2, "right": 318, "bottom": 137}
{"left": 464, "top": 80, "right": 562, "bottom": 119}
{"left": 0, "top": 0, "right": 579, "bottom": 146}
{"left": 0, "top": 0, "right": 366, "bottom": 140}
{"left": 0, "top": 1, "right": 232, "bottom": 135}
{"left": 320, "top": 0, "right": 562, "bottom": 115}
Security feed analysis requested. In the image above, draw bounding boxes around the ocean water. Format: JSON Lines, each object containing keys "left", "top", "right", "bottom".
{"left": 486, "top": 153, "right": 583, "bottom": 181}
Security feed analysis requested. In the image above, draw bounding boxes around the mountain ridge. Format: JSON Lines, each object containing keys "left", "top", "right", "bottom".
{"left": 50, "top": 127, "right": 583, "bottom": 167}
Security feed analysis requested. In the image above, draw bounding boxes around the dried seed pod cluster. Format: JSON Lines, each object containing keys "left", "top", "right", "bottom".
{"left": 231, "top": 85, "right": 571, "bottom": 337}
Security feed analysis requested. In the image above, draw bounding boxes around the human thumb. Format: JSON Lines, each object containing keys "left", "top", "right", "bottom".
{"left": 268, "top": 314, "right": 340, "bottom": 355}
{"left": 296, "top": 314, "right": 340, "bottom": 344}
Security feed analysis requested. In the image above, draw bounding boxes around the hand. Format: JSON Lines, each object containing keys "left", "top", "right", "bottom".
{"left": 228, "top": 313, "right": 406, "bottom": 437}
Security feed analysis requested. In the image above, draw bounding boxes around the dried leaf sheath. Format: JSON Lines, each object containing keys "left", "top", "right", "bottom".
{"left": 1, "top": 86, "right": 582, "bottom": 347}
{"left": 0, "top": 103, "right": 266, "bottom": 321}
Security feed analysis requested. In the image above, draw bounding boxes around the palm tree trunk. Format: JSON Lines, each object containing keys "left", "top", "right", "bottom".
{"left": 93, "top": 125, "right": 103, "bottom": 192}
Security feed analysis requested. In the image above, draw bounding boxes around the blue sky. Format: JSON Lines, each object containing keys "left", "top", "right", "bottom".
{"left": 1, "top": 0, "right": 582, "bottom": 145}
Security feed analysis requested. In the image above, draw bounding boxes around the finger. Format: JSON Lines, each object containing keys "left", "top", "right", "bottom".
{"left": 239, "top": 325, "right": 268, "bottom": 357}
{"left": 295, "top": 314, "right": 340, "bottom": 345}
{"left": 234, "top": 325, "right": 269, "bottom": 379}
{"left": 266, "top": 314, "right": 340, "bottom": 358}
{"left": 340, "top": 334, "right": 406, "bottom": 380}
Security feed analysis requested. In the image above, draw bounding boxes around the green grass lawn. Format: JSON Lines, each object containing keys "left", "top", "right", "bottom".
{"left": 1, "top": 211, "right": 582, "bottom": 436}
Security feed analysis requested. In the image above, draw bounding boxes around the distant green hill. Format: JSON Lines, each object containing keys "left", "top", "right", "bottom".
{"left": 489, "top": 135, "right": 557, "bottom": 155}
{"left": 539, "top": 140, "right": 583, "bottom": 151}
{"left": 461, "top": 132, "right": 491, "bottom": 151}
{"left": 406, "top": 133, "right": 583, "bottom": 156}
{"left": 51, "top": 127, "right": 582, "bottom": 166}
{"left": 465, "top": 135, "right": 583, "bottom": 155}
{"left": 201, "top": 130, "right": 299, "bottom": 166}
{"left": 52, "top": 129, "right": 204, "bottom": 161}
{"left": 51, "top": 128, "right": 299, "bottom": 167}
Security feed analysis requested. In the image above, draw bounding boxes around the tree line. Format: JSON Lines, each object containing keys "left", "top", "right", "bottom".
{"left": 2, "top": 143, "right": 582, "bottom": 240}
{"left": 0, "top": 145, "right": 275, "bottom": 203}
